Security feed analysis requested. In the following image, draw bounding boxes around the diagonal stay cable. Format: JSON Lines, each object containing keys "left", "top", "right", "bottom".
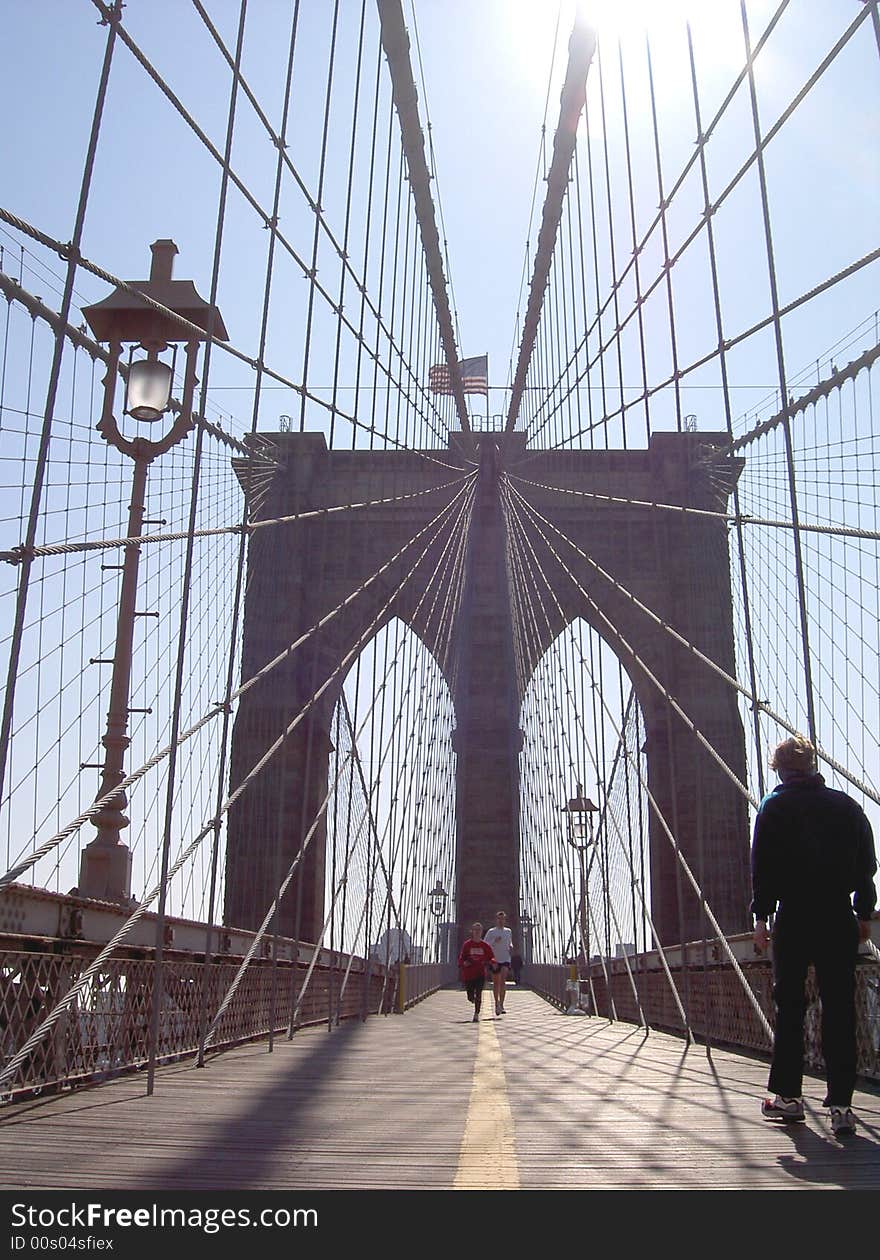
{"left": 524, "top": 245, "right": 880, "bottom": 453}
{"left": 199, "top": 491, "right": 472, "bottom": 1045}
{"left": 508, "top": 470, "right": 880, "bottom": 544}
{"left": 90, "top": 0, "right": 451, "bottom": 448}
{"left": 203, "top": 759, "right": 351, "bottom": 1050}
{"left": 504, "top": 486, "right": 627, "bottom": 1006}
{"left": 504, "top": 484, "right": 773, "bottom": 1043}
{"left": 331, "top": 691, "right": 411, "bottom": 1015}
{"left": 0, "top": 6, "right": 121, "bottom": 848}
{"left": 189, "top": 0, "right": 444, "bottom": 434}
{"left": 506, "top": 477, "right": 759, "bottom": 807}
{"left": 0, "top": 475, "right": 476, "bottom": 887}
{"left": 0, "top": 207, "right": 461, "bottom": 466}
{"left": 213, "top": 494, "right": 468, "bottom": 1047}
{"left": 0, "top": 268, "right": 263, "bottom": 460}
{"left": 0, "top": 473, "right": 472, "bottom": 564}
{"left": 0, "top": 480, "right": 475, "bottom": 1087}
{"left": 506, "top": 477, "right": 880, "bottom": 807}
{"left": 504, "top": 490, "right": 654, "bottom": 1030}
{"left": 522, "top": 3, "right": 874, "bottom": 444}
{"left": 507, "top": 497, "right": 684, "bottom": 1028}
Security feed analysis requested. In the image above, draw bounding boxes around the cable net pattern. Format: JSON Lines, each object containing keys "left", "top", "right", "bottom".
{"left": 0, "top": 0, "right": 876, "bottom": 1098}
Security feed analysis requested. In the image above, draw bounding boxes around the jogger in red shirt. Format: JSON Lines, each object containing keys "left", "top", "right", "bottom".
{"left": 458, "top": 922, "right": 495, "bottom": 1022}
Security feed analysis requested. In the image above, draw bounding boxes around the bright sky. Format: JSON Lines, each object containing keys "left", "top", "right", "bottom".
{"left": 2, "top": 0, "right": 877, "bottom": 436}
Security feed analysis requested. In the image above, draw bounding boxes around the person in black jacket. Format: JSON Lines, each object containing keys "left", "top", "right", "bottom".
{"left": 752, "top": 735, "right": 877, "bottom": 1135}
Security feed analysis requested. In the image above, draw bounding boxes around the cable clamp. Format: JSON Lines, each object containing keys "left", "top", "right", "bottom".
{"left": 1, "top": 544, "right": 32, "bottom": 565}
{"left": 97, "top": 1, "right": 122, "bottom": 27}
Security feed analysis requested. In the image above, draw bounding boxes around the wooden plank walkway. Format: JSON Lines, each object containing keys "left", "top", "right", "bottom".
{"left": 0, "top": 988, "right": 878, "bottom": 1191}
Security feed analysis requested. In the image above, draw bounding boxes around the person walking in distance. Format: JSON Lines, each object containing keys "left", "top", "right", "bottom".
{"left": 484, "top": 910, "right": 514, "bottom": 1016}
{"left": 458, "top": 923, "right": 495, "bottom": 1023}
{"left": 510, "top": 949, "right": 523, "bottom": 987}
{"left": 752, "top": 735, "right": 877, "bottom": 1135}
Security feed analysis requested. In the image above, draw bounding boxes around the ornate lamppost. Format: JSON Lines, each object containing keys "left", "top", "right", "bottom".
{"left": 562, "top": 783, "right": 598, "bottom": 980}
{"left": 75, "top": 240, "right": 227, "bottom": 903}
{"left": 428, "top": 878, "right": 448, "bottom": 962}
{"left": 519, "top": 909, "right": 533, "bottom": 964}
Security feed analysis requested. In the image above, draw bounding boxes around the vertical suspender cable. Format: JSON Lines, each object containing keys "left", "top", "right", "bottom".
{"left": 196, "top": 0, "right": 303, "bottom": 1070}
{"left": 645, "top": 36, "right": 682, "bottom": 434}
{"left": 685, "top": 21, "right": 766, "bottom": 800}
{"left": 146, "top": 0, "right": 248, "bottom": 1097}
{"left": 0, "top": 3, "right": 120, "bottom": 813}
{"left": 740, "top": 0, "right": 818, "bottom": 744}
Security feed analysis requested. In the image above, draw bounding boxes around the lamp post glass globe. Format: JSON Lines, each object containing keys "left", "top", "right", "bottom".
{"left": 568, "top": 815, "right": 590, "bottom": 846}
{"left": 563, "top": 784, "right": 598, "bottom": 849}
{"left": 125, "top": 352, "right": 173, "bottom": 421}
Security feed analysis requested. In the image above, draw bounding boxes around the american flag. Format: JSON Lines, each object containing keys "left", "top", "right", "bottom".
{"left": 428, "top": 354, "right": 488, "bottom": 396}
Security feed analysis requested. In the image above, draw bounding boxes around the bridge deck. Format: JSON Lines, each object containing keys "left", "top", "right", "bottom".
{"left": 1, "top": 988, "right": 878, "bottom": 1191}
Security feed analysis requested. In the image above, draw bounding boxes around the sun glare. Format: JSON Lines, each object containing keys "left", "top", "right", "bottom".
{"left": 502, "top": 0, "right": 745, "bottom": 94}
{"left": 578, "top": 0, "right": 747, "bottom": 80}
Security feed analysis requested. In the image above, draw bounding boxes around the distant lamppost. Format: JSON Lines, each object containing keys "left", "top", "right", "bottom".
{"left": 519, "top": 909, "right": 533, "bottom": 964}
{"left": 428, "top": 879, "right": 448, "bottom": 962}
{"left": 563, "top": 784, "right": 598, "bottom": 975}
{"left": 76, "top": 240, "right": 227, "bottom": 903}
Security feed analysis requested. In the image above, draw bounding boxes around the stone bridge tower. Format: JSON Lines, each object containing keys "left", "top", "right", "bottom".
{"left": 224, "top": 430, "right": 751, "bottom": 950}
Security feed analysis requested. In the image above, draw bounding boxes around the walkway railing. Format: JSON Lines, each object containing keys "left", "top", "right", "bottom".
{"left": 0, "top": 892, "right": 393, "bottom": 1098}
{"left": 528, "top": 938, "right": 880, "bottom": 1084}
{"left": 396, "top": 962, "right": 458, "bottom": 1011}
{"left": 0, "top": 887, "right": 465, "bottom": 1101}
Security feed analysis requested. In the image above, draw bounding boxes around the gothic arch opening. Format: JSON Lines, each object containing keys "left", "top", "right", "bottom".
{"left": 325, "top": 617, "right": 457, "bottom": 966}
{"left": 519, "top": 618, "right": 650, "bottom": 967}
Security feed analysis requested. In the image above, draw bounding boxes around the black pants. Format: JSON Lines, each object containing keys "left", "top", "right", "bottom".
{"left": 768, "top": 910, "right": 859, "bottom": 1106}
{"left": 465, "top": 977, "right": 484, "bottom": 1010}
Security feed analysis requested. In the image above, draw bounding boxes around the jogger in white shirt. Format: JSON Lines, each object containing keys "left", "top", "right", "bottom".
{"left": 483, "top": 910, "right": 514, "bottom": 1015}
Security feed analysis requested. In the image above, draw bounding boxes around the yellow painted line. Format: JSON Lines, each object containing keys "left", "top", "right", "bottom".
{"left": 454, "top": 1014, "right": 520, "bottom": 1190}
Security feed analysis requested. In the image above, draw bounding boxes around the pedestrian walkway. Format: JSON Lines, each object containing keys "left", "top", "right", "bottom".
{"left": 1, "top": 988, "right": 878, "bottom": 1190}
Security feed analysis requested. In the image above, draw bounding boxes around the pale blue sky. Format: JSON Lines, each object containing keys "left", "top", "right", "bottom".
{"left": 2, "top": 1, "right": 877, "bottom": 441}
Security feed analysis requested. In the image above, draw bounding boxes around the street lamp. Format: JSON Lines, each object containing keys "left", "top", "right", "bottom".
{"left": 428, "top": 879, "right": 448, "bottom": 919}
{"left": 75, "top": 240, "right": 227, "bottom": 903}
{"left": 428, "top": 879, "right": 448, "bottom": 963}
{"left": 562, "top": 783, "right": 598, "bottom": 987}
{"left": 519, "top": 909, "right": 533, "bottom": 964}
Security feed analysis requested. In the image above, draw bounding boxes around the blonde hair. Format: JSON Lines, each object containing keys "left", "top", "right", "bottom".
{"left": 770, "top": 735, "right": 816, "bottom": 775}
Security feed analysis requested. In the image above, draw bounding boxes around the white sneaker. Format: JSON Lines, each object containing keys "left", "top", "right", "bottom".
{"left": 830, "top": 1106, "right": 856, "bottom": 1136}
{"left": 761, "top": 1095, "right": 805, "bottom": 1122}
